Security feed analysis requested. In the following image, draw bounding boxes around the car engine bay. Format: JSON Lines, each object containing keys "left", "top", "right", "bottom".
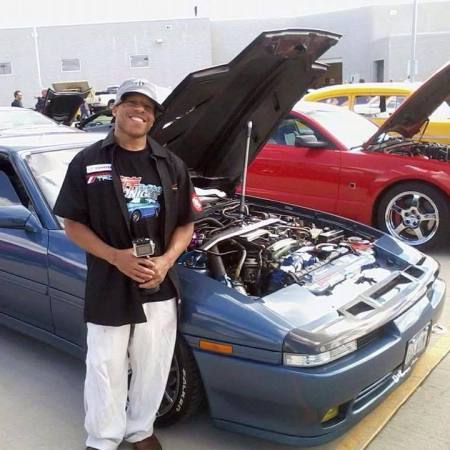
{"left": 180, "top": 195, "right": 415, "bottom": 302}
{"left": 371, "top": 138, "right": 450, "bottom": 162}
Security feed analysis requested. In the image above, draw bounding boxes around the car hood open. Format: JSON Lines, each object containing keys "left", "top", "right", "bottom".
{"left": 150, "top": 29, "right": 341, "bottom": 193}
{"left": 364, "top": 61, "right": 450, "bottom": 147}
{"left": 43, "top": 89, "right": 91, "bottom": 126}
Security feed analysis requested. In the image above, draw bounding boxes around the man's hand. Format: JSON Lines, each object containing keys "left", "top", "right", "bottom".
{"left": 110, "top": 248, "right": 155, "bottom": 283}
{"left": 138, "top": 255, "right": 172, "bottom": 289}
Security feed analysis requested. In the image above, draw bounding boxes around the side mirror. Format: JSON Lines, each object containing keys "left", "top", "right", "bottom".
{"left": 0, "top": 204, "right": 40, "bottom": 231}
{"left": 295, "top": 135, "right": 327, "bottom": 148}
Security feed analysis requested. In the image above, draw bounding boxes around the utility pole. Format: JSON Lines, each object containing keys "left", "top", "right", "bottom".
{"left": 32, "top": 25, "right": 43, "bottom": 89}
{"left": 408, "top": 0, "right": 419, "bottom": 81}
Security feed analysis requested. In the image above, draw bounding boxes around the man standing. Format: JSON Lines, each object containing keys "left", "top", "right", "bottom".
{"left": 54, "top": 79, "right": 202, "bottom": 450}
{"left": 35, "top": 89, "right": 48, "bottom": 112}
{"left": 11, "top": 90, "right": 23, "bottom": 107}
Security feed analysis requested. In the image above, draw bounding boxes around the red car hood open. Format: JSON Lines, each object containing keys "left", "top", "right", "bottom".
{"left": 364, "top": 61, "right": 450, "bottom": 147}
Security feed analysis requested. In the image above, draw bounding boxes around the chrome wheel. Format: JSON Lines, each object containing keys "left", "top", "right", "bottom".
{"left": 157, "top": 355, "right": 181, "bottom": 417}
{"left": 384, "top": 190, "right": 439, "bottom": 246}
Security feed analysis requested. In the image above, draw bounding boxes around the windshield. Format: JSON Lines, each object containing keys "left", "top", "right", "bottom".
{"left": 24, "top": 147, "right": 81, "bottom": 213}
{"left": 0, "top": 109, "right": 58, "bottom": 130}
{"left": 306, "top": 107, "right": 378, "bottom": 148}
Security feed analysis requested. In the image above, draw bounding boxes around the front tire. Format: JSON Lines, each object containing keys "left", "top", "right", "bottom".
{"left": 155, "top": 337, "right": 205, "bottom": 426}
{"left": 376, "top": 182, "right": 450, "bottom": 250}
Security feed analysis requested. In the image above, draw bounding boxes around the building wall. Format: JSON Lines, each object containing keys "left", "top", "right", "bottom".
{"left": 0, "top": 18, "right": 211, "bottom": 108}
{"left": 387, "top": 31, "right": 450, "bottom": 81}
{"left": 0, "top": 3, "right": 448, "bottom": 109}
{"left": 211, "top": 8, "right": 377, "bottom": 83}
{"left": 0, "top": 28, "right": 39, "bottom": 108}
{"left": 212, "top": 2, "right": 449, "bottom": 84}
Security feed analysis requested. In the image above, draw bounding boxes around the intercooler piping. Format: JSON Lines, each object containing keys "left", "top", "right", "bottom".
{"left": 208, "top": 245, "right": 228, "bottom": 281}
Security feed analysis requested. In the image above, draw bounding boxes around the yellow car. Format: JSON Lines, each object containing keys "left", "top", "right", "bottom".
{"left": 303, "top": 82, "right": 450, "bottom": 144}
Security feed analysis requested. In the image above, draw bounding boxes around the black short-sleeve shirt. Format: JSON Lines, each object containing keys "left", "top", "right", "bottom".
{"left": 53, "top": 131, "right": 203, "bottom": 326}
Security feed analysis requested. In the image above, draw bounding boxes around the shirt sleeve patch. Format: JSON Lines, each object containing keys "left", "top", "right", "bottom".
{"left": 191, "top": 192, "right": 203, "bottom": 212}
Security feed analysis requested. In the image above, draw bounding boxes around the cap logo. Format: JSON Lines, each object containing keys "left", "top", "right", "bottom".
{"left": 133, "top": 80, "right": 146, "bottom": 87}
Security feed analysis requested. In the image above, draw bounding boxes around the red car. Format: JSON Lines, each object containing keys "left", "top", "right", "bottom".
{"left": 247, "top": 62, "right": 450, "bottom": 249}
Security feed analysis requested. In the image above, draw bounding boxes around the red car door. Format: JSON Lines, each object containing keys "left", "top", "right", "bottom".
{"left": 247, "top": 115, "right": 341, "bottom": 213}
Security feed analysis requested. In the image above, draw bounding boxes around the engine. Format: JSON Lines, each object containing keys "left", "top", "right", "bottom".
{"left": 180, "top": 197, "right": 376, "bottom": 297}
{"left": 372, "top": 139, "right": 450, "bottom": 162}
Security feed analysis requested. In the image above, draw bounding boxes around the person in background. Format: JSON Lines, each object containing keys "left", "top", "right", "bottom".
{"left": 35, "top": 89, "right": 48, "bottom": 112}
{"left": 11, "top": 90, "right": 23, "bottom": 107}
{"left": 80, "top": 100, "right": 91, "bottom": 120}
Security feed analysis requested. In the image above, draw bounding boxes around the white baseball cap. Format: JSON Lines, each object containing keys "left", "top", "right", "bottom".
{"left": 114, "top": 78, "right": 164, "bottom": 112}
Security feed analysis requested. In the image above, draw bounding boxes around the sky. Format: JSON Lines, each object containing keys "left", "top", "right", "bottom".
{"left": 1, "top": 0, "right": 447, "bottom": 28}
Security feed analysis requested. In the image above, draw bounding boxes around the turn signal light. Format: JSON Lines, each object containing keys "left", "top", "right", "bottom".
{"left": 199, "top": 339, "right": 233, "bottom": 354}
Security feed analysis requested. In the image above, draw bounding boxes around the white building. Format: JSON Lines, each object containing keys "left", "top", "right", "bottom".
{"left": 0, "top": 1, "right": 448, "bottom": 108}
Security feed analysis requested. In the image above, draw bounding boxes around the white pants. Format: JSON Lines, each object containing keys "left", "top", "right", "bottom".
{"left": 84, "top": 299, "right": 177, "bottom": 450}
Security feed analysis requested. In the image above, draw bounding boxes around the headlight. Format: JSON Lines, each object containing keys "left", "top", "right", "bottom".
{"left": 283, "top": 341, "right": 357, "bottom": 367}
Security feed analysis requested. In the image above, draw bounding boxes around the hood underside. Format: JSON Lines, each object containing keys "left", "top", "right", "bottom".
{"left": 365, "top": 61, "right": 450, "bottom": 147}
{"left": 43, "top": 89, "right": 90, "bottom": 126}
{"left": 150, "top": 29, "right": 341, "bottom": 192}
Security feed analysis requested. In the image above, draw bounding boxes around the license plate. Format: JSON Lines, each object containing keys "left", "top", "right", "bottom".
{"left": 403, "top": 322, "right": 431, "bottom": 370}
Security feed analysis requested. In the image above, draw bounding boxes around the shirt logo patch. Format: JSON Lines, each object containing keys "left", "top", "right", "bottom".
{"left": 191, "top": 193, "right": 203, "bottom": 212}
{"left": 86, "top": 164, "right": 112, "bottom": 174}
{"left": 86, "top": 173, "right": 112, "bottom": 184}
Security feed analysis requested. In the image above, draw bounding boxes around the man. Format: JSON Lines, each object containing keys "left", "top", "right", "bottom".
{"left": 54, "top": 78, "right": 202, "bottom": 450}
{"left": 35, "top": 89, "right": 48, "bottom": 112}
{"left": 11, "top": 90, "right": 23, "bottom": 107}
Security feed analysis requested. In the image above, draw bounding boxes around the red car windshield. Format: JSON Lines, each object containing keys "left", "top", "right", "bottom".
{"left": 306, "top": 107, "right": 378, "bottom": 149}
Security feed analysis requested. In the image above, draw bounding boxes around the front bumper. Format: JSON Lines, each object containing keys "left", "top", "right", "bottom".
{"left": 190, "top": 278, "right": 445, "bottom": 446}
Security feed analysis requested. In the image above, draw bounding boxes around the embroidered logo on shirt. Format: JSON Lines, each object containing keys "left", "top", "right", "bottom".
{"left": 86, "top": 164, "right": 112, "bottom": 174}
{"left": 86, "top": 164, "right": 113, "bottom": 184}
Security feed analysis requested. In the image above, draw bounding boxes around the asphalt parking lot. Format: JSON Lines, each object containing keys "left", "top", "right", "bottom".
{"left": 0, "top": 249, "right": 449, "bottom": 450}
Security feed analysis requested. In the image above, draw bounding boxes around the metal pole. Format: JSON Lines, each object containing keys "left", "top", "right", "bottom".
{"left": 32, "top": 26, "right": 43, "bottom": 89}
{"left": 239, "top": 121, "right": 253, "bottom": 218}
{"left": 409, "top": 0, "right": 418, "bottom": 81}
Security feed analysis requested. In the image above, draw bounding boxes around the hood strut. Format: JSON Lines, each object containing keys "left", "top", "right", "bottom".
{"left": 239, "top": 121, "right": 253, "bottom": 218}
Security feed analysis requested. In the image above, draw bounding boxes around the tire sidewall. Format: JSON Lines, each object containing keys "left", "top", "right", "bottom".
{"left": 155, "top": 338, "right": 200, "bottom": 426}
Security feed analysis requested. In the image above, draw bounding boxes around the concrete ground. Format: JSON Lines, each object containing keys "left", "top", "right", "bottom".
{"left": 0, "top": 249, "right": 449, "bottom": 450}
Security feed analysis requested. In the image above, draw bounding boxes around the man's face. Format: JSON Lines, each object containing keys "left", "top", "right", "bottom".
{"left": 112, "top": 93, "right": 156, "bottom": 139}
{"left": 16, "top": 92, "right": 23, "bottom": 100}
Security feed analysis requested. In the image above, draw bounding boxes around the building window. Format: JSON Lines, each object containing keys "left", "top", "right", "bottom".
{"left": 130, "top": 55, "right": 149, "bottom": 68}
{"left": 61, "top": 58, "right": 81, "bottom": 72}
{"left": 0, "top": 62, "right": 12, "bottom": 75}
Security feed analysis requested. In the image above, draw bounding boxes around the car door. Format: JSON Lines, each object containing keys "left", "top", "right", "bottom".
{"left": 48, "top": 230, "right": 87, "bottom": 347}
{"left": 19, "top": 144, "right": 88, "bottom": 349}
{"left": 0, "top": 160, "right": 52, "bottom": 331}
{"left": 246, "top": 115, "right": 341, "bottom": 213}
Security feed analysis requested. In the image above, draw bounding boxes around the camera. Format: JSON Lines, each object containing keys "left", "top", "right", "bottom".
{"left": 132, "top": 238, "right": 155, "bottom": 258}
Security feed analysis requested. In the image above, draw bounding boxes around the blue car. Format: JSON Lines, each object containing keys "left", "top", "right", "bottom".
{"left": 127, "top": 198, "right": 160, "bottom": 222}
{"left": 0, "top": 29, "right": 446, "bottom": 447}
